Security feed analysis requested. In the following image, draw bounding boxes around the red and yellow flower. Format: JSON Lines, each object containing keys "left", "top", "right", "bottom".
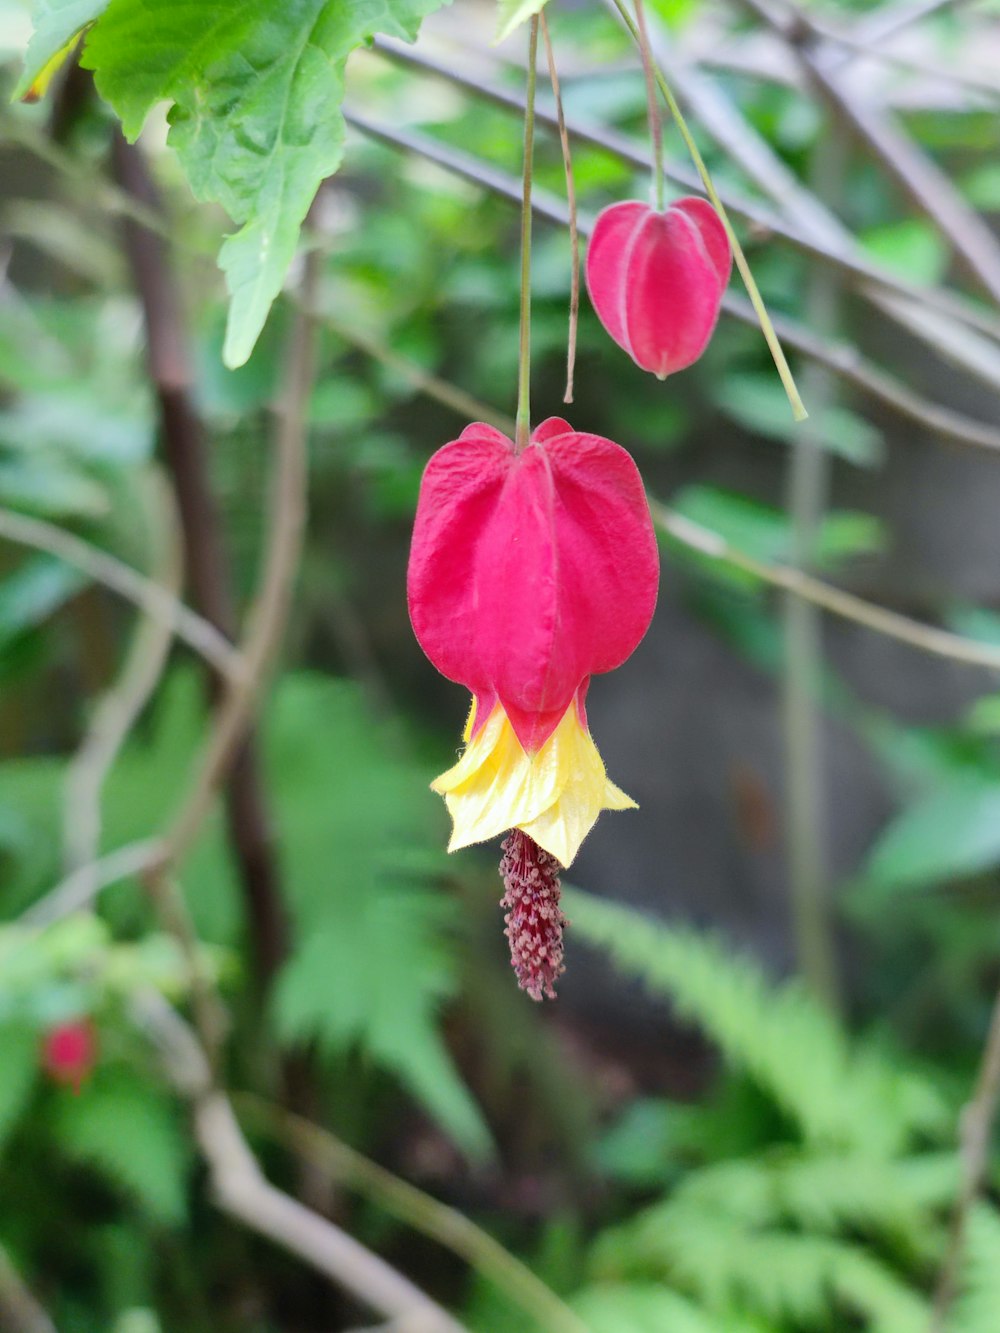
{"left": 408, "top": 416, "right": 659, "bottom": 872}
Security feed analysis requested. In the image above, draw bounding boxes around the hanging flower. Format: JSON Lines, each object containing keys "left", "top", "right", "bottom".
{"left": 42, "top": 1018, "right": 96, "bottom": 1094}
{"left": 408, "top": 417, "right": 658, "bottom": 997}
{"left": 586, "top": 197, "right": 731, "bottom": 379}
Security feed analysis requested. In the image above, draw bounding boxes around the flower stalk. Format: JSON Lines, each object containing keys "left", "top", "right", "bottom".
{"left": 515, "top": 17, "right": 540, "bottom": 452}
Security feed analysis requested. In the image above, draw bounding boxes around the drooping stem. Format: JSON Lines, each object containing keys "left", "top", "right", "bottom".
{"left": 515, "top": 16, "right": 540, "bottom": 452}
{"left": 633, "top": 0, "right": 665, "bottom": 211}
{"left": 540, "top": 12, "right": 580, "bottom": 404}
{"left": 608, "top": 0, "right": 807, "bottom": 421}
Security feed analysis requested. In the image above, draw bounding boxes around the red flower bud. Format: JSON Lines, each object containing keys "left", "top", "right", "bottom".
{"left": 42, "top": 1019, "right": 96, "bottom": 1094}
{"left": 586, "top": 198, "right": 731, "bottom": 378}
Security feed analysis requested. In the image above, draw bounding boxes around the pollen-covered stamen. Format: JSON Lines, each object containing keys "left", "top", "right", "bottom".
{"left": 499, "top": 829, "right": 567, "bottom": 1001}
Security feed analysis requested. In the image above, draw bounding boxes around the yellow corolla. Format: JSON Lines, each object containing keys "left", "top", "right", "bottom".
{"left": 431, "top": 698, "right": 636, "bottom": 868}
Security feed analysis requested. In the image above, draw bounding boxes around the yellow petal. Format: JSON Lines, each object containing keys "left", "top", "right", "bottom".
{"left": 432, "top": 701, "right": 637, "bottom": 867}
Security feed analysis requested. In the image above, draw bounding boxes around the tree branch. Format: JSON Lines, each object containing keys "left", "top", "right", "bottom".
{"left": 112, "top": 136, "right": 290, "bottom": 985}
{"left": 132, "top": 992, "right": 466, "bottom": 1333}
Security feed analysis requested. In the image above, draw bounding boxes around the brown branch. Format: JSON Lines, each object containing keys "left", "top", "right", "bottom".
{"left": 156, "top": 233, "right": 317, "bottom": 873}
{"left": 111, "top": 136, "right": 290, "bottom": 986}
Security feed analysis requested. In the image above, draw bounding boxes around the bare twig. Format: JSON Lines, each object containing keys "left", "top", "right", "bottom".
{"left": 738, "top": 0, "right": 1000, "bottom": 305}
{"left": 132, "top": 993, "right": 465, "bottom": 1333}
{"left": 656, "top": 504, "right": 1000, "bottom": 674}
{"left": 22, "top": 838, "right": 165, "bottom": 927}
{"left": 0, "top": 507, "right": 240, "bottom": 679}
{"left": 930, "top": 984, "right": 1000, "bottom": 1330}
{"left": 238, "top": 1096, "right": 589, "bottom": 1333}
{"left": 344, "top": 107, "right": 1000, "bottom": 455}
{"left": 781, "top": 125, "right": 847, "bottom": 1014}
{"left": 63, "top": 472, "right": 181, "bottom": 877}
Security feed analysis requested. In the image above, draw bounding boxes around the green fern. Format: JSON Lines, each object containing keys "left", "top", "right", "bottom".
{"left": 661, "top": 1151, "right": 955, "bottom": 1258}
{"left": 265, "top": 673, "right": 492, "bottom": 1161}
{"left": 952, "top": 1204, "right": 1000, "bottom": 1333}
{"left": 571, "top": 1283, "right": 741, "bottom": 1333}
{"left": 593, "top": 1200, "right": 929, "bottom": 1330}
{"left": 563, "top": 889, "right": 948, "bottom": 1154}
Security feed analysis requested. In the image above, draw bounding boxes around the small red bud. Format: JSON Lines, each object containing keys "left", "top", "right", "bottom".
{"left": 586, "top": 198, "right": 732, "bottom": 378}
{"left": 42, "top": 1019, "right": 96, "bottom": 1094}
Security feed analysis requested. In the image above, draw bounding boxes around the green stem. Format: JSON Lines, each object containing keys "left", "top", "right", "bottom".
{"left": 610, "top": 0, "right": 808, "bottom": 422}
{"left": 633, "top": 0, "right": 665, "bottom": 211}
{"left": 515, "top": 16, "right": 540, "bottom": 452}
{"left": 540, "top": 12, "right": 580, "bottom": 404}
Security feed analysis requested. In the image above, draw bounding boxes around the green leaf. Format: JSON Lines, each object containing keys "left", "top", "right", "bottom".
{"left": 954, "top": 1205, "right": 1000, "bottom": 1333}
{"left": 13, "top": 0, "right": 109, "bottom": 98}
{"left": 571, "top": 1284, "right": 719, "bottom": 1333}
{"left": 861, "top": 219, "right": 949, "bottom": 287}
{"left": 713, "top": 372, "right": 884, "bottom": 467}
{"left": 864, "top": 772, "right": 1000, "bottom": 893}
{"left": 494, "top": 0, "right": 549, "bottom": 44}
{"left": 0, "top": 1022, "right": 39, "bottom": 1152}
{"left": 54, "top": 1070, "right": 189, "bottom": 1224}
{"left": 81, "top": 0, "right": 451, "bottom": 367}
{"left": 267, "top": 674, "right": 491, "bottom": 1161}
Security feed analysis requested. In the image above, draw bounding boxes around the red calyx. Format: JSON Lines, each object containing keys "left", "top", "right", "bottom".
{"left": 586, "top": 198, "right": 731, "bottom": 378}
{"left": 407, "top": 417, "right": 659, "bottom": 755}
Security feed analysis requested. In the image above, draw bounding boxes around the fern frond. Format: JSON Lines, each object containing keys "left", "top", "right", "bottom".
{"left": 564, "top": 889, "right": 947, "bottom": 1153}
{"left": 592, "top": 1200, "right": 929, "bottom": 1330}
{"left": 952, "top": 1204, "right": 1000, "bottom": 1333}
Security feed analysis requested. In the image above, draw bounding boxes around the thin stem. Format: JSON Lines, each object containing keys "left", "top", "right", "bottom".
{"left": 930, "top": 984, "right": 1000, "bottom": 1329}
{"left": 608, "top": 0, "right": 808, "bottom": 421}
{"left": 633, "top": 0, "right": 665, "bottom": 210}
{"left": 515, "top": 17, "right": 540, "bottom": 451}
{"left": 540, "top": 12, "right": 580, "bottom": 404}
